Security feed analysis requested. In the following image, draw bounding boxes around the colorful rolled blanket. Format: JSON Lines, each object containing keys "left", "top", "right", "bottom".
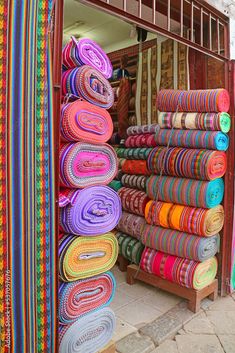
{"left": 157, "top": 112, "right": 231, "bottom": 133}
{"left": 147, "top": 147, "right": 227, "bottom": 180}
{"left": 122, "top": 160, "right": 150, "bottom": 176}
{"left": 153, "top": 130, "right": 229, "bottom": 151}
{"left": 121, "top": 174, "right": 147, "bottom": 191}
{"left": 145, "top": 201, "right": 224, "bottom": 237}
{"left": 62, "top": 37, "right": 113, "bottom": 78}
{"left": 59, "top": 308, "right": 115, "bottom": 353}
{"left": 118, "top": 187, "right": 150, "bottom": 216}
{"left": 141, "top": 225, "right": 219, "bottom": 261}
{"left": 60, "top": 100, "right": 113, "bottom": 143}
{"left": 60, "top": 142, "right": 118, "bottom": 188}
{"left": 127, "top": 124, "right": 160, "bottom": 136}
{"left": 117, "top": 211, "right": 146, "bottom": 240}
{"left": 59, "top": 233, "right": 118, "bottom": 281}
{"left": 117, "top": 148, "right": 152, "bottom": 160}
{"left": 140, "top": 248, "right": 218, "bottom": 289}
{"left": 59, "top": 272, "right": 116, "bottom": 325}
{"left": 62, "top": 65, "right": 114, "bottom": 109}
{"left": 108, "top": 180, "right": 123, "bottom": 191}
{"left": 146, "top": 176, "right": 224, "bottom": 208}
{"left": 156, "top": 89, "right": 230, "bottom": 112}
{"left": 116, "top": 232, "right": 145, "bottom": 265}
{"left": 59, "top": 187, "right": 122, "bottom": 236}
{"left": 125, "top": 134, "right": 156, "bottom": 148}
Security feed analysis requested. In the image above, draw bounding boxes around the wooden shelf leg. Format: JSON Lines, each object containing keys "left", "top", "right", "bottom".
{"left": 126, "top": 269, "right": 136, "bottom": 285}
{"left": 188, "top": 292, "right": 201, "bottom": 313}
{"left": 208, "top": 289, "right": 218, "bottom": 301}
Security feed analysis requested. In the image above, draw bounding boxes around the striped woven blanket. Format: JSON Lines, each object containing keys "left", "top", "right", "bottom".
{"left": 121, "top": 174, "right": 147, "bottom": 191}
{"left": 118, "top": 187, "right": 150, "bottom": 216}
{"left": 145, "top": 201, "right": 224, "bottom": 237}
{"left": 60, "top": 142, "right": 118, "bottom": 188}
{"left": 59, "top": 308, "right": 115, "bottom": 353}
{"left": 127, "top": 124, "right": 160, "bottom": 136}
{"left": 146, "top": 176, "right": 224, "bottom": 208}
{"left": 59, "top": 186, "right": 122, "bottom": 236}
{"left": 141, "top": 224, "right": 219, "bottom": 261}
{"left": 122, "top": 160, "right": 150, "bottom": 176}
{"left": 59, "top": 272, "right": 116, "bottom": 325}
{"left": 116, "top": 232, "right": 145, "bottom": 265}
{"left": 147, "top": 147, "right": 227, "bottom": 180}
{"left": 117, "top": 211, "right": 146, "bottom": 240}
{"left": 141, "top": 248, "right": 218, "bottom": 289}
{"left": 59, "top": 233, "right": 118, "bottom": 281}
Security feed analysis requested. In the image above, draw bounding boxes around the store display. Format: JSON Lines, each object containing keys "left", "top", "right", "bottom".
{"left": 116, "top": 148, "right": 152, "bottom": 160}
{"left": 158, "top": 111, "right": 231, "bottom": 133}
{"left": 59, "top": 308, "right": 116, "bottom": 353}
{"left": 127, "top": 123, "right": 160, "bottom": 136}
{"left": 59, "top": 233, "right": 118, "bottom": 281}
{"left": 147, "top": 147, "right": 227, "bottom": 180}
{"left": 141, "top": 225, "right": 219, "bottom": 261}
{"left": 122, "top": 160, "right": 150, "bottom": 175}
{"left": 146, "top": 175, "right": 224, "bottom": 208}
{"left": 121, "top": 174, "right": 147, "bottom": 191}
{"left": 60, "top": 142, "right": 118, "bottom": 188}
{"left": 145, "top": 201, "right": 224, "bottom": 237}
{"left": 61, "top": 100, "right": 113, "bottom": 143}
{"left": 62, "top": 65, "right": 114, "bottom": 108}
{"left": 117, "top": 211, "right": 146, "bottom": 240}
{"left": 118, "top": 187, "right": 150, "bottom": 216}
{"left": 141, "top": 248, "right": 218, "bottom": 289}
{"left": 125, "top": 133, "right": 156, "bottom": 148}
{"left": 59, "top": 272, "right": 116, "bottom": 325}
{"left": 116, "top": 232, "right": 145, "bottom": 265}
{"left": 59, "top": 187, "right": 122, "bottom": 236}
{"left": 157, "top": 89, "right": 230, "bottom": 112}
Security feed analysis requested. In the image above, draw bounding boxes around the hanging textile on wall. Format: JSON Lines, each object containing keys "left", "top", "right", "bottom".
{"left": 178, "top": 43, "right": 189, "bottom": 90}
{"left": 0, "top": 1, "right": 56, "bottom": 352}
{"left": 160, "top": 39, "right": 174, "bottom": 89}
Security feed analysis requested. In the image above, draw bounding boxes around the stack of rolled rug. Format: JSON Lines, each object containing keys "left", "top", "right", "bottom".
{"left": 59, "top": 37, "right": 122, "bottom": 353}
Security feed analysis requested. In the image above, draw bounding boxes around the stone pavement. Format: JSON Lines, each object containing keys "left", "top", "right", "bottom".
{"left": 116, "top": 293, "right": 235, "bottom": 353}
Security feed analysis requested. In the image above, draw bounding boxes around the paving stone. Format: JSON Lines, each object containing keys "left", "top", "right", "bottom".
{"left": 218, "top": 334, "right": 235, "bottom": 353}
{"left": 206, "top": 311, "right": 235, "bottom": 335}
{"left": 140, "top": 312, "right": 182, "bottom": 345}
{"left": 113, "top": 317, "right": 138, "bottom": 342}
{"left": 140, "top": 289, "right": 182, "bottom": 313}
{"left": 183, "top": 312, "right": 214, "bottom": 334}
{"left": 176, "top": 334, "right": 224, "bottom": 353}
{"left": 167, "top": 301, "right": 199, "bottom": 325}
{"left": 117, "top": 282, "right": 156, "bottom": 300}
{"left": 116, "top": 333, "right": 155, "bottom": 353}
{"left": 110, "top": 289, "right": 136, "bottom": 311}
{"left": 150, "top": 339, "right": 179, "bottom": 353}
{"left": 231, "top": 293, "right": 235, "bottom": 301}
{"left": 178, "top": 329, "right": 186, "bottom": 335}
{"left": 201, "top": 298, "right": 214, "bottom": 310}
{"left": 207, "top": 296, "right": 235, "bottom": 312}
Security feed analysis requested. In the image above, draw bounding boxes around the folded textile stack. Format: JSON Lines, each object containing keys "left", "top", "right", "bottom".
{"left": 59, "top": 37, "right": 122, "bottom": 353}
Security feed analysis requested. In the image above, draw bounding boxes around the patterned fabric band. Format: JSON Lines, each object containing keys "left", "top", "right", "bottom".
{"left": 59, "top": 187, "right": 122, "bottom": 236}
{"left": 59, "top": 308, "right": 115, "bottom": 353}
{"left": 147, "top": 147, "right": 227, "bottom": 180}
{"left": 127, "top": 124, "right": 160, "bottom": 136}
{"left": 121, "top": 174, "right": 147, "bottom": 191}
{"left": 108, "top": 180, "right": 123, "bottom": 192}
{"left": 62, "top": 65, "right": 114, "bottom": 109}
{"left": 141, "top": 224, "right": 220, "bottom": 261}
{"left": 118, "top": 187, "right": 150, "bottom": 216}
{"left": 117, "top": 211, "right": 147, "bottom": 240}
{"left": 125, "top": 134, "right": 156, "bottom": 148}
{"left": 122, "top": 160, "right": 150, "bottom": 175}
{"left": 140, "top": 248, "right": 218, "bottom": 289}
{"left": 62, "top": 37, "right": 113, "bottom": 78}
{"left": 59, "top": 233, "right": 118, "bottom": 281}
{"left": 146, "top": 176, "right": 224, "bottom": 208}
{"left": 116, "top": 148, "right": 152, "bottom": 159}
{"left": 59, "top": 272, "right": 116, "bottom": 325}
{"left": 145, "top": 201, "right": 224, "bottom": 237}
{"left": 60, "top": 142, "right": 118, "bottom": 188}
{"left": 116, "top": 232, "right": 145, "bottom": 265}
{"left": 156, "top": 89, "right": 230, "bottom": 112}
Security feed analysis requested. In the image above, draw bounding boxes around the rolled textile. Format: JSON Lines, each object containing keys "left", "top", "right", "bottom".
{"left": 60, "top": 142, "right": 118, "bottom": 188}
{"left": 60, "top": 100, "right": 113, "bottom": 143}
{"left": 140, "top": 248, "right": 218, "bottom": 289}
{"left": 146, "top": 175, "right": 224, "bottom": 208}
{"left": 132, "top": 82, "right": 137, "bottom": 96}
{"left": 59, "top": 272, "right": 116, "bottom": 325}
{"left": 145, "top": 201, "right": 224, "bottom": 237}
{"left": 116, "top": 232, "right": 145, "bottom": 265}
{"left": 59, "top": 187, "right": 122, "bottom": 236}
{"left": 62, "top": 66, "right": 114, "bottom": 109}
{"left": 118, "top": 187, "right": 150, "bottom": 216}
{"left": 147, "top": 147, "right": 227, "bottom": 180}
{"left": 125, "top": 134, "right": 156, "bottom": 148}
{"left": 153, "top": 130, "right": 229, "bottom": 151}
{"left": 129, "top": 96, "right": 136, "bottom": 110}
{"left": 118, "top": 158, "right": 126, "bottom": 168}
{"left": 117, "top": 148, "right": 152, "bottom": 160}
{"left": 127, "top": 124, "right": 160, "bottom": 136}
{"left": 117, "top": 212, "right": 146, "bottom": 240}
{"left": 62, "top": 37, "right": 113, "bottom": 79}
{"left": 122, "top": 160, "right": 150, "bottom": 176}
{"left": 141, "top": 224, "right": 220, "bottom": 261}
{"left": 108, "top": 180, "right": 123, "bottom": 191}
{"left": 121, "top": 174, "right": 147, "bottom": 191}
{"left": 109, "top": 132, "right": 121, "bottom": 145}
{"left": 116, "top": 169, "right": 124, "bottom": 181}
{"left": 157, "top": 112, "right": 231, "bottom": 133}
{"left": 129, "top": 115, "right": 137, "bottom": 126}
{"left": 156, "top": 89, "right": 230, "bottom": 113}
{"left": 59, "top": 233, "right": 118, "bottom": 281}
{"left": 59, "top": 308, "right": 115, "bottom": 353}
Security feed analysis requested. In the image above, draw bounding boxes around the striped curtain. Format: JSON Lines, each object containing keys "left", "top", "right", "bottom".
{"left": 0, "top": 1, "right": 56, "bottom": 352}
